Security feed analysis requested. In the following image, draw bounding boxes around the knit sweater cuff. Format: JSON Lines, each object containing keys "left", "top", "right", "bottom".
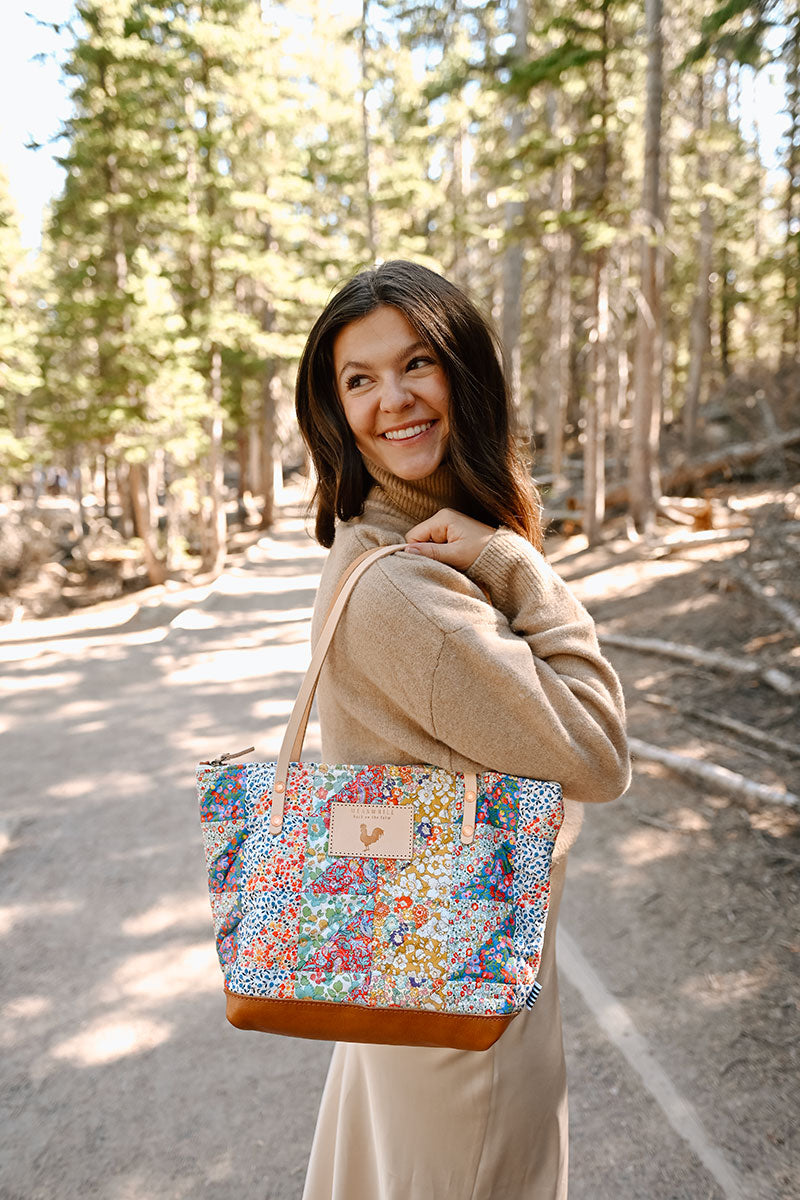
{"left": 466, "top": 528, "right": 548, "bottom": 615}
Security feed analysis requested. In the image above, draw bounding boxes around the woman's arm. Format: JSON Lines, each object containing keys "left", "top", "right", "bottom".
{"left": 328, "top": 524, "right": 630, "bottom": 804}
{"left": 450, "top": 527, "right": 629, "bottom": 802}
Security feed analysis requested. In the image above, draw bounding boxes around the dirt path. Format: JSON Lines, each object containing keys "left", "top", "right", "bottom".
{"left": 557, "top": 504, "right": 799, "bottom": 1200}
{"left": 1, "top": 490, "right": 796, "bottom": 1199}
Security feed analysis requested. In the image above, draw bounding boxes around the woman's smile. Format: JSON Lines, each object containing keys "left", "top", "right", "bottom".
{"left": 381, "top": 419, "right": 437, "bottom": 441}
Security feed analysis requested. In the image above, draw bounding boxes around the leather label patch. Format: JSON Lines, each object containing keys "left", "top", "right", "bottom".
{"left": 329, "top": 803, "right": 414, "bottom": 860}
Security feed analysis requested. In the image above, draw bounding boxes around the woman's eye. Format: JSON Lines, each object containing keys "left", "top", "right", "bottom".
{"left": 345, "top": 374, "right": 368, "bottom": 390}
{"left": 407, "top": 356, "right": 433, "bottom": 371}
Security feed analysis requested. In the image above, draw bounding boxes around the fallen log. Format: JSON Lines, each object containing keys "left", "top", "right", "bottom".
{"left": 657, "top": 498, "right": 702, "bottom": 527}
{"left": 628, "top": 737, "right": 800, "bottom": 807}
{"left": 650, "top": 527, "right": 754, "bottom": 556}
{"left": 658, "top": 495, "right": 718, "bottom": 514}
{"left": 599, "top": 631, "right": 800, "bottom": 696}
{"left": 709, "top": 730, "right": 778, "bottom": 767}
{"left": 643, "top": 694, "right": 800, "bottom": 758}
{"left": 726, "top": 562, "right": 800, "bottom": 640}
{"left": 604, "top": 427, "right": 800, "bottom": 509}
{"left": 635, "top": 811, "right": 692, "bottom": 833}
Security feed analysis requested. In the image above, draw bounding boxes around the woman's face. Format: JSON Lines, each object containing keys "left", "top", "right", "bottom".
{"left": 333, "top": 305, "right": 450, "bottom": 481}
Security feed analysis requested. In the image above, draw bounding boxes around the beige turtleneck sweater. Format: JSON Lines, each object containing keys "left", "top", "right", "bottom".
{"left": 310, "top": 456, "right": 631, "bottom": 861}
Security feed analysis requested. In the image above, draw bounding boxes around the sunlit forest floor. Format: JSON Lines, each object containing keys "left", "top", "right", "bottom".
{"left": 552, "top": 485, "right": 799, "bottom": 1197}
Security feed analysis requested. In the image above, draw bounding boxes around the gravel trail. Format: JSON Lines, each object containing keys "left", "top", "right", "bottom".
{"left": 1, "top": 494, "right": 781, "bottom": 1199}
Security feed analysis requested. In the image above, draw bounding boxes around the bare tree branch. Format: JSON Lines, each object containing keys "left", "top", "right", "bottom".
{"left": 629, "top": 737, "right": 800, "bottom": 807}
{"left": 599, "top": 632, "right": 800, "bottom": 696}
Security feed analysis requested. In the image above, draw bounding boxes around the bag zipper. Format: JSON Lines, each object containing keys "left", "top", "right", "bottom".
{"left": 200, "top": 746, "right": 255, "bottom": 766}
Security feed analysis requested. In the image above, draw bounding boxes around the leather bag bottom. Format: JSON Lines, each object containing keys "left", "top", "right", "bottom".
{"left": 225, "top": 990, "right": 515, "bottom": 1051}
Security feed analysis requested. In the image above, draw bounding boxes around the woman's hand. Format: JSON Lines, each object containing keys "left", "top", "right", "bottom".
{"left": 403, "top": 508, "right": 496, "bottom": 570}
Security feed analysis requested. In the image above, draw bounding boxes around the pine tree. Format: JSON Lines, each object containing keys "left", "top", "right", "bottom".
{"left": 36, "top": 0, "right": 207, "bottom": 579}
{"left": 15, "top": 0, "right": 790, "bottom": 563}
{"left": 0, "top": 169, "right": 40, "bottom": 481}
{"left": 630, "top": 0, "right": 664, "bottom": 533}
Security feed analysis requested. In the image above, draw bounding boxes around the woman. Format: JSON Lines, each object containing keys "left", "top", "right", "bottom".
{"left": 295, "top": 260, "right": 630, "bottom": 1200}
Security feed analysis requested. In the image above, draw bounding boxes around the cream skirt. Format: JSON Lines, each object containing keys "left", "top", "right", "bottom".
{"left": 302, "top": 855, "right": 569, "bottom": 1200}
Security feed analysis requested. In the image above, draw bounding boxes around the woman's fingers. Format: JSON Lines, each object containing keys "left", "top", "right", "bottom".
{"left": 403, "top": 509, "right": 495, "bottom": 570}
{"left": 405, "top": 512, "right": 455, "bottom": 545}
{"left": 404, "top": 540, "right": 457, "bottom": 564}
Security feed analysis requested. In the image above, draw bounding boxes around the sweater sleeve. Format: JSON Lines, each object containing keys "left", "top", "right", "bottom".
{"left": 450, "top": 528, "right": 631, "bottom": 802}
{"left": 325, "top": 528, "right": 630, "bottom": 805}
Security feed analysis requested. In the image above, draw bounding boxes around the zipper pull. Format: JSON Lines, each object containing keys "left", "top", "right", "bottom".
{"left": 201, "top": 746, "right": 255, "bottom": 766}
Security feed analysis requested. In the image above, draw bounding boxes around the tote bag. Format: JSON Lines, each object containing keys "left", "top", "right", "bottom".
{"left": 197, "top": 544, "right": 564, "bottom": 1050}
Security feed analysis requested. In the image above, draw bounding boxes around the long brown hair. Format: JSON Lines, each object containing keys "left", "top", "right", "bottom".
{"left": 295, "top": 260, "right": 542, "bottom": 549}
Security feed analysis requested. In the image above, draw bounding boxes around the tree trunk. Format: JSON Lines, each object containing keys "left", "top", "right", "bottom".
{"left": 129, "top": 460, "right": 167, "bottom": 586}
{"left": 116, "top": 460, "right": 134, "bottom": 539}
{"left": 720, "top": 242, "right": 732, "bottom": 377}
{"left": 613, "top": 336, "right": 629, "bottom": 485}
{"left": 544, "top": 153, "right": 573, "bottom": 484}
{"left": 196, "top": 26, "right": 226, "bottom": 578}
{"left": 684, "top": 72, "right": 712, "bottom": 454}
{"left": 97, "top": 55, "right": 131, "bottom": 444}
{"left": 785, "top": 22, "right": 800, "bottom": 363}
{"left": 448, "top": 124, "right": 470, "bottom": 287}
{"left": 629, "top": 0, "right": 664, "bottom": 533}
{"left": 584, "top": 253, "right": 609, "bottom": 544}
{"left": 163, "top": 453, "right": 181, "bottom": 573}
{"left": 201, "top": 345, "right": 228, "bottom": 575}
{"left": 64, "top": 447, "right": 86, "bottom": 538}
{"left": 748, "top": 113, "right": 764, "bottom": 362}
{"left": 608, "top": 244, "right": 629, "bottom": 486}
{"left": 583, "top": 5, "right": 610, "bottom": 546}
{"left": 259, "top": 369, "right": 279, "bottom": 530}
{"left": 360, "top": 0, "right": 377, "bottom": 260}
{"left": 103, "top": 452, "right": 111, "bottom": 520}
{"left": 237, "top": 427, "right": 250, "bottom": 501}
{"left": 256, "top": 267, "right": 280, "bottom": 529}
{"left": 248, "top": 422, "right": 260, "bottom": 504}
{"left": 501, "top": 0, "right": 528, "bottom": 419}
{"left": 148, "top": 451, "right": 161, "bottom": 532}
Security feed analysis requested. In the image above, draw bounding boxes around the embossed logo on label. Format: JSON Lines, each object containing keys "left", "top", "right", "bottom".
{"left": 329, "top": 803, "right": 414, "bottom": 860}
{"left": 360, "top": 824, "right": 384, "bottom": 848}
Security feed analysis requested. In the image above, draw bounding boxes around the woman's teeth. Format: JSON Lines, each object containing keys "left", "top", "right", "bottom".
{"left": 383, "top": 421, "right": 434, "bottom": 441}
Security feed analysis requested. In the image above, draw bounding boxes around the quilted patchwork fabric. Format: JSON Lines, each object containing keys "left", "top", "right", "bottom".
{"left": 197, "top": 761, "right": 563, "bottom": 1018}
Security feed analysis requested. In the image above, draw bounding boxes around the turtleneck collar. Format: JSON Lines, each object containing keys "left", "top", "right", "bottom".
{"left": 361, "top": 453, "right": 466, "bottom": 524}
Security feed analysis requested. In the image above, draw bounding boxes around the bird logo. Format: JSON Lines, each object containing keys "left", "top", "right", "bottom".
{"left": 360, "top": 823, "right": 384, "bottom": 849}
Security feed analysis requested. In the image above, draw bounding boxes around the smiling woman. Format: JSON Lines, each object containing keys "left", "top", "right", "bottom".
{"left": 291, "top": 261, "right": 630, "bottom": 1200}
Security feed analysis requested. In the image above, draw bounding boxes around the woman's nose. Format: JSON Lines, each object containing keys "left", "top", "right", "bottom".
{"left": 379, "top": 374, "right": 414, "bottom": 411}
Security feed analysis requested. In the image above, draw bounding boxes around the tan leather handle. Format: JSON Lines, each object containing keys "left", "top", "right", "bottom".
{"left": 286, "top": 545, "right": 385, "bottom": 763}
{"left": 269, "top": 544, "right": 478, "bottom": 844}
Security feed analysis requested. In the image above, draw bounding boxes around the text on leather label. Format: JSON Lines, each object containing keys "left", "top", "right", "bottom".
{"left": 329, "top": 802, "right": 414, "bottom": 860}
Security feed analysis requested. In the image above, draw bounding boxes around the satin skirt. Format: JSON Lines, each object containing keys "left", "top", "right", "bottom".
{"left": 302, "top": 856, "right": 569, "bottom": 1200}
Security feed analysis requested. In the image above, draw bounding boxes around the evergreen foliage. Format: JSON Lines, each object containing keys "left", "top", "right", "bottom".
{"left": 0, "top": 0, "right": 793, "bottom": 560}
{"left": 0, "top": 169, "right": 40, "bottom": 475}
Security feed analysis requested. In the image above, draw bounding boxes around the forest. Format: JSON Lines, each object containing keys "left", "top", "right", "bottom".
{"left": 0, "top": 0, "right": 798, "bottom": 610}
{"left": 1, "top": 9, "right": 799, "bottom": 1191}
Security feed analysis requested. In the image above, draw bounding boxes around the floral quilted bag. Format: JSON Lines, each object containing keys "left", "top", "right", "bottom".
{"left": 197, "top": 544, "right": 564, "bottom": 1051}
